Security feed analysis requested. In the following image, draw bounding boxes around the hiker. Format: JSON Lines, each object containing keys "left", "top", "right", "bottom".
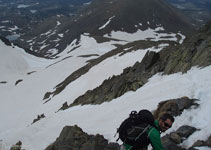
{"left": 117, "top": 110, "right": 174, "bottom": 150}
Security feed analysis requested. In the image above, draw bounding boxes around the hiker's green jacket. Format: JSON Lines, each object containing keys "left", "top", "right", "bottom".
{"left": 147, "top": 120, "right": 164, "bottom": 150}
{"left": 124, "top": 120, "right": 164, "bottom": 150}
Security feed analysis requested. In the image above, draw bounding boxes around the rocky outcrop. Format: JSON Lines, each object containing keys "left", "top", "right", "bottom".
{"left": 45, "top": 125, "right": 120, "bottom": 150}
{"left": 162, "top": 126, "right": 211, "bottom": 150}
{"left": 153, "top": 97, "right": 199, "bottom": 120}
{"left": 0, "top": 81, "right": 7, "bottom": 84}
{"left": 191, "top": 135, "right": 211, "bottom": 148}
{"left": 15, "top": 79, "right": 23, "bottom": 86}
{"left": 163, "top": 21, "right": 211, "bottom": 74}
{"left": 162, "top": 125, "right": 198, "bottom": 150}
{"left": 59, "top": 21, "right": 211, "bottom": 108}
{"left": 0, "top": 36, "right": 12, "bottom": 46}
{"left": 43, "top": 40, "right": 171, "bottom": 104}
{"left": 10, "top": 141, "right": 22, "bottom": 150}
{"left": 32, "top": 114, "right": 45, "bottom": 124}
{"left": 66, "top": 50, "right": 162, "bottom": 108}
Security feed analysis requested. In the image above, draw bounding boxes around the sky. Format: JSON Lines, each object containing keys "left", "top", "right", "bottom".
{"left": 0, "top": 25, "right": 211, "bottom": 150}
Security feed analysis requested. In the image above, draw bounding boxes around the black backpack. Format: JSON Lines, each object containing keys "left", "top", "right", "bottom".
{"left": 116, "top": 109, "right": 156, "bottom": 149}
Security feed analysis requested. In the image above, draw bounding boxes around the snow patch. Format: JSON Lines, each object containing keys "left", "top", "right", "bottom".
{"left": 99, "top": 16, "right": 115, "bottom": 30}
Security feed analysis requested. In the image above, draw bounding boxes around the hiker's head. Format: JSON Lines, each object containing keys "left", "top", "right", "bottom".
{"left": 158, "top": 113, "right": 174, "bottom": 132}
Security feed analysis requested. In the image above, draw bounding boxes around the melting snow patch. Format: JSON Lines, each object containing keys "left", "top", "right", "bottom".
{"left": 8, "top": 26, "right": 19, "bottom": 31}
{"left": 41, "top": 30, "right": 52, "bottom": 36}
{"left": 56, "top": 21, "right": 61, "bottom": 26}
{"left": 48, "top": 49, "right": 59, "bottom": 56}
{"left": 58, "top": 34, "right": 126, "bottom": 57}
{"left": 58, "top": 34, "right": 63, "bottom": 38}
{"left": 1, "top": 20, "right": 10, "bottom": 23}
{"left": 178, "top": 32, "right": 186, "bottom": 44}
{"left": 104, "top": 27, "right": 179, "bottom": 42}
{"left": 17, "top": 4, "right": 30, "bottom": 8}
{"left": 30, "top": 10, "right": 37, "bottom": 13}
{"left": 99, "top": 16, "right": 115, "bottom": 30}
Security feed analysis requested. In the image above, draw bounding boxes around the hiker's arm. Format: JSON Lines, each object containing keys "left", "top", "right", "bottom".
{"left": 148, "top": 128, "right": 164, "bottom": 150}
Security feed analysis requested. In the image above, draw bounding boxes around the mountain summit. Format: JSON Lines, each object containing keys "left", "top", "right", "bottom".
{"left": 15, "top": 0, "right": 194, "bottom": 58}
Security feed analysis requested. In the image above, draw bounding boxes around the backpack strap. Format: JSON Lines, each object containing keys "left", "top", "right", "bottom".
{"left": 135, "top": 124, "right": 151, "bottom": 141}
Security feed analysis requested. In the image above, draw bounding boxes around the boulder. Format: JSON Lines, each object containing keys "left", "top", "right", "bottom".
{"left": 162, "top": 135, "right": 185, "bottom": 150}
{"left": 10, "top": 141, "right": 22, "bottom": 150}
{"left": 176, "top": 125, "right": 198, "bottom": 139}
{"left": 161, "top": 125, "right": 198, "bottom": 150}
{"left": 153, "top": 97, "right": 199, "bottom": 120}
{"left": 191, "top": 135, "right": 211, "bottom": 148}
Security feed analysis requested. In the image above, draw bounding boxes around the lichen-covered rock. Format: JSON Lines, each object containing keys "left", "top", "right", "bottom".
{"left": 10, "top": 141, "right": 22, "bottom": 150}
{"left": 153, "top": 97, "right": 199, "bottom": 120}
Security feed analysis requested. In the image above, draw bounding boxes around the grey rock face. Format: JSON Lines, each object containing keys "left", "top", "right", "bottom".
{"left": 176, "top": 125, "right": 198, "bottom": 139}
{"left": 162, "top": 125, "right": 198, "bottom": 150}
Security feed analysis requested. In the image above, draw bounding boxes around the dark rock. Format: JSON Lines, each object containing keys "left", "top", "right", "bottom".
{"left": 27, "top": 71, "right": 36, "bottom": 75}
{"left": 10, "top": 141, "right": 22, "bottom": 150}
{"left": 206, "top": 135, "right": 211, "bottom": 147}
{"left": 191, "top": 135, "right": 211, "bottom": 148}
{"left": 164, "top": 21, "right": 211, "bottom": 74}
{"left": 32, "top": 114, "right": 45, "bottom": 124}
{"left": 162, "top": 136, "right": 185, "bottom": 150}
{"left": 0, "top": 81, "right": 7, "bottom": 84}
{"left": 59, "top": 102, "right": 68, "bottom": 111}
{"left": 176, "top": 125, "right": 198, "bottom": 138}
{"left": 15, "top": 79, "right": 23, "bottom": 86}
{"left": 188, "top": 147, "right": 198, "bottom": 150}
{"left": 45, "top": 125, "right": 120, "bottom": 150}
{"left": 192, "top": 140, "right": 206, "bottom": 147}
{"left": 0, "top": 36, "right": 12, "bottom": 46}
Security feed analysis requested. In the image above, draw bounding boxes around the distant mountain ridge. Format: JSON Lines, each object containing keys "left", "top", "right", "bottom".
{"left": 0, "top": 0, "right": 92, "bottom": 39}
{"left": 165, "top": 0, "right": 211, "bottom": 27}
{"left": 14, "top": 0, "right": 195, "bottom": 58}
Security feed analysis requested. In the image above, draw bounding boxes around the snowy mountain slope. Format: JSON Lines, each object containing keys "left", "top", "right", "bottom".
{"left": 0, "top": 26, "right": 185, "bottom": 149}
{"left": 1, "top": 57, "right": 211, "bottom": 150}
{"left": 1, "top": 22, "right": 211, "bottom": 150}
{"left": 0, "top": 41, "right": 29, "bottom": 80}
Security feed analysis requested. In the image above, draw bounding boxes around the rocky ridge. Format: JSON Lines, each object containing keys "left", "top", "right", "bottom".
{"left": 43, "top": 40, "right": 176, "bottom": 104}
{"left": 57, "top": 21, "right": 211, "bottom": 109}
